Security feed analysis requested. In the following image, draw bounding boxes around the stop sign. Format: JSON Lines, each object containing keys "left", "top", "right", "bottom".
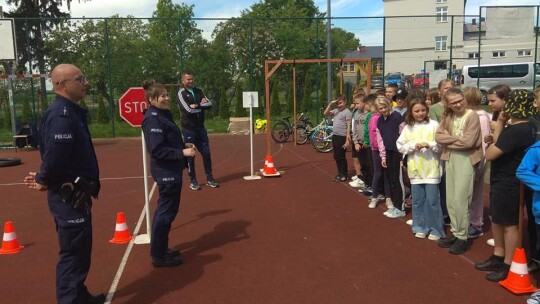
{"left": 119, "top": 87, "right": 148, "bottom": 127}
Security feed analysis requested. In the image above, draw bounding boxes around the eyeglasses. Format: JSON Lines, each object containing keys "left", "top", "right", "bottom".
{"left": 62, "top": 75, "right": 86, "bottom": 84}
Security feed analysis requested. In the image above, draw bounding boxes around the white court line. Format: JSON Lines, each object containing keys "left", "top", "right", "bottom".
{"left": 104, "top": 181, "right": 157, "bottom": 304}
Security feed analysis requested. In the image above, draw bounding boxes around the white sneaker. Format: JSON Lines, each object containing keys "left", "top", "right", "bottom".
{"left": 351, "top": 175, "right": 358, "bottom": 181}
{"left": 348, "top": 179, "right": 365, "bottom": 188}
{"left": 428, "top": 234, "right": 441, "bottom": 241}
{"left": 385, "top": 198, "right": 393, "bottom": 209}
{"left": 383, "top": 207, "right": 395, "bottom": 216}
{"left": 387, "top": 209, "right": 406, "bottom": 218}
{"left": 406, "top": 219, "right": 413, "bottom": 226}
{"left": 415, "top": 232, "right": 426, "bottom": 239}
{"left": 487, "top": 238, "right": 495, "bottom": 246}
{"left": 368, "top": 198, "right": 378, "bottom": 209}
{"left": 377, "top": 194, "right": 385, "bottom": 201}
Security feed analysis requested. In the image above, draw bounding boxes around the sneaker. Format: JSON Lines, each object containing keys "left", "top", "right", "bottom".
{"left": 406, "top": 219, "right": 413, "bottom": 226}
{"left": 189, "top": 180, "right": 201, "bottom": 190}
{"left": 383, "top": 207, "right": 395, "bottom": 216}
{"left": 206, "top": 179, "right": 219, "bottom": 188}
{"left": 387, "top": 208, "right": 406, "bottom": 218}
{"left": 377, "top": 194, "right": 385, "bottom": 201}
{"left": 438, "top": 236, "right": 457, "bottom": 248}
{"left": 428, "top": 234, "right": 441, "bottom": 241}
{"left": 449, "top": 239, "right": 471, "bottom": 255}
{"left": 348, "top": 179, "right": 365, "bottom": 188}
{"left": 475, "top": 255, "right": 504, "bottom": 271}
{"left": 527, "top": 290, "right": 540, "bottom": 304}
{"left": 467, "top": 226, "right": 483, "bottom": 239}
{"left": 415, "top": 232, "right": 426, "bottom": 239}
{"left": 385, "top": 198, "right": 393, "bottom": 209}
{"left": 486, "top": 263, "right": 510, "bottom": 282}
{"left": 332, "top": 175, "right": 347, "bottom": 182}
{"left": 368, "top": 198, "right": 379, "bottom": 209}
{"left": 351, "top": 175, "right": 359, "bottom": 181}
{"left": 486, "top": 238, "right": 495, "bottom": 246}
{"left": 362, "top": 187, "right": 373, "bottom": 196}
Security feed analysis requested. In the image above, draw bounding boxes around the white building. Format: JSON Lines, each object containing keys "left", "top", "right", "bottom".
{"left": 382, "top": 0, "right": 539, "bottom": 75}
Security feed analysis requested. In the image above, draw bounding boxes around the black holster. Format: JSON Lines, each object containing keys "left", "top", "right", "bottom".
{"left": 60, "top": 177, "right": 100, "bottom": 209}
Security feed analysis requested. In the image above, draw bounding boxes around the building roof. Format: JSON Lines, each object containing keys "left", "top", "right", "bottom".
{"left": 344, "top": 46, "right": 383, "bottom": 59}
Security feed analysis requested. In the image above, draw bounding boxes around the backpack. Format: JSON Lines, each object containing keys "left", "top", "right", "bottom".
{"left": 531, "top": 115, "right": 540, "bottom": 142}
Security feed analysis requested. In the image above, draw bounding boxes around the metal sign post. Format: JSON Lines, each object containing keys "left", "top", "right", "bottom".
{"left": 243, "top": 91, "right": 261, "bottom": 181}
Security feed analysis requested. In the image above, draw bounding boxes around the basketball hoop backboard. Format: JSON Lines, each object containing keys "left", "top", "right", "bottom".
{"left": 0, "top": 19, "right": 17, "bottom": 61}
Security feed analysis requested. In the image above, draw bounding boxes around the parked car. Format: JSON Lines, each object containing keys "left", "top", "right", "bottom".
{"left": 412, "top": 73, "right": 430, "bottom": 88}
{"left": 371, "top": 76, "right": 384, "bottom": 89}
{"left": 384, "top": 72, "right": 404, "bottom": 89}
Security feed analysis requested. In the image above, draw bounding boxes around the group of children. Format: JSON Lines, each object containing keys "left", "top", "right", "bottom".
{"left": 324, "top": 80, "right": 540, "bottom": 284}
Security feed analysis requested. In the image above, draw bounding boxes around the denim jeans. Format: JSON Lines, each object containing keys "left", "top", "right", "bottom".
{"left": 411, "top": 183, "right": 445, "bottom": 238}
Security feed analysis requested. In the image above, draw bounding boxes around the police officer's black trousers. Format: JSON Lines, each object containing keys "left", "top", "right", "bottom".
{"left": 151, "top": 182, "right": 182, "bottom": 258}
{"left": 48, "top": 192, "right": 93, "bottom": 304}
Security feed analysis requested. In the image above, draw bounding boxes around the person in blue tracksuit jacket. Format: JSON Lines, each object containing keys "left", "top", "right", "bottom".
{"left": 24, "top": 64, "right": 105, "bottom": 304}
{"left": 142, "top": 80, "right": 196, "bottom": 267}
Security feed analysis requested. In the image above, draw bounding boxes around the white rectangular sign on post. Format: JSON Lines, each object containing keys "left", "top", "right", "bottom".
{"left": 243, "top": 91, "right": 261, "bottom": 181}
{"left": 242, "top": 91, "right": 258, "bottom": 108}
{"left": 0, "top": 19, "right": 17, "bottom": 61}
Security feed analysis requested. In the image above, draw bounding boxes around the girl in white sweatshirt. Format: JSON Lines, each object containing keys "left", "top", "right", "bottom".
{"left": 397, "top": 98, "right": 445, "bottom": 240}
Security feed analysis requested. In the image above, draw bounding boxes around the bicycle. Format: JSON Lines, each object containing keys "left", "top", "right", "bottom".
{"left": 271, "top": 111, "right": 313, "bottom": 144}
{"left": 310, "top": 118, "right": 333, "bottom": 153}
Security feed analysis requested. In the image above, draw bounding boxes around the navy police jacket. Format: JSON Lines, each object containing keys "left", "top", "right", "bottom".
{"left": 35, "top": 95, "right": 99, "bottom": 189}
{"left": 177, "top": 86, "right": 212, "bottom": 130}
{"left": 142, "top": 105, "right": 186, "bottom": 184}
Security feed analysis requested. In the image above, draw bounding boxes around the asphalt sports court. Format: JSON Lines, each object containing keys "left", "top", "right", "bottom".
{"left": 0, "top": 134, "right": 535, "bottom": 303}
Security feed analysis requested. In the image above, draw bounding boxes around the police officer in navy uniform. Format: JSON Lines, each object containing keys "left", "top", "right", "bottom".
{"left": 177, "top": 71, "right": 219, "bottom": 190}
{"left": 142, "top": 80, "right": 196, "bottom": 267}
{"left": 24, "top": 64, "right": 105, "bottom": 304}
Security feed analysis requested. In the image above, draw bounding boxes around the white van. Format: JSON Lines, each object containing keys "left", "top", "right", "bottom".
{"left": 461, "top": 62, "right": 540, "bottom": 103}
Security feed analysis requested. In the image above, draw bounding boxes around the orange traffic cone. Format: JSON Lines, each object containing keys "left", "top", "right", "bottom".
{"left": 0, "top": 221, "right": 23, "bottom": 254}
{"left": 260, "top": 154, "right": 280, "bottom": 177}
{"left": 109, "top": 212, "right": 132, "bottom": 244}
{"left": 500, "top": 248, "right": 537, "bottom": 294}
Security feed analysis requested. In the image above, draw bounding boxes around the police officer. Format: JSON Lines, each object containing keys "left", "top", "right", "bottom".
{"left": 24, "top": 64, "right": 104, "bottom": 304}
{"left": 142, "top": 80, "right": 196, "bottom": 267}
{"left": 177, "top": 71, "right": 219, "bottom": 190}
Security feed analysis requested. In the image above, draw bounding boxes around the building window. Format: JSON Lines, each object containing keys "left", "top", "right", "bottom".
{"left": 436, "top": 7, "right": 448, "bottom": 22}
{"left": 517, "top": 50, "right": 532, "bottom": 57}
{"left": 492, "top": 51, "right": 506, "bottom": 58}
{"left": 435, "top": 36, "right": 447, "bottom": 51}
{"left": 468, "top": 52, "right": 479, "bottom": 59}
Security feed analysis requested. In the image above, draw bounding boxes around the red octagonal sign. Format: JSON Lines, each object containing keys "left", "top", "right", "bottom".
{"left": 119, "top": 87, "right": 148, "bottom": 127}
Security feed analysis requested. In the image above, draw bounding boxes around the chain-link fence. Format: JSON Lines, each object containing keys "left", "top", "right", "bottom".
{"left": 0, "top": 5, "right": 538, "bottom": 140}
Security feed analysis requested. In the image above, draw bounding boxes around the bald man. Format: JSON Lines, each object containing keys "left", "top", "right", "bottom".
{"left": 24, "top": 64, "right": 105, "bottom": 304}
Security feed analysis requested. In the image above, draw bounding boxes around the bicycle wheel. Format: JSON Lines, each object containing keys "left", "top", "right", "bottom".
{"left": 295, "top": 126, "right": 308, "bottom": 145}
{"left": 311, "top": 128, "right": 333, "bottom": 153}
{"left": 271, "top": 121, "right": 290, "bottom": 143}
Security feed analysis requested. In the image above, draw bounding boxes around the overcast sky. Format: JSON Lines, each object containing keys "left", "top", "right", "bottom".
{"left": 0, "top": 0, "right": 539, "bottom": 19}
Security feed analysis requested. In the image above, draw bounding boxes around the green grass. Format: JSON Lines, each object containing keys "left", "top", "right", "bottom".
{"left": 0, "top": 117, "right": 232, "bottom": 143}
